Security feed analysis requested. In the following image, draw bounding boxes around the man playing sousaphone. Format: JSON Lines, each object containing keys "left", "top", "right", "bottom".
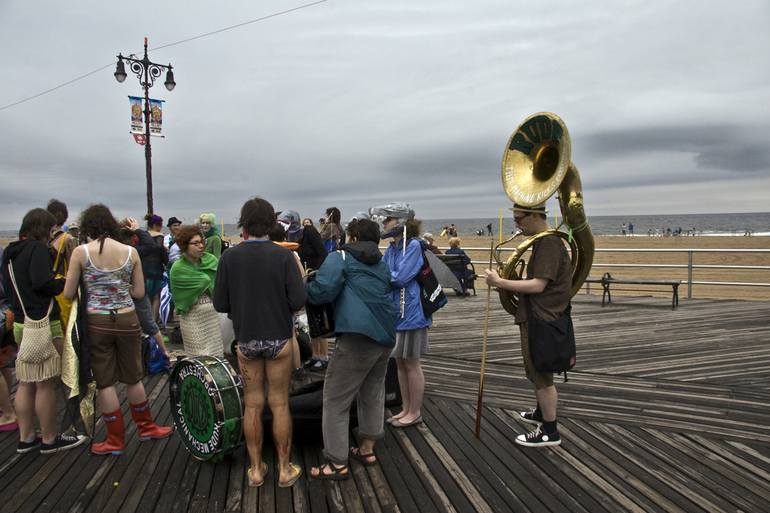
{"left": 485, "top": 202, "right": 572, "bottom": 447}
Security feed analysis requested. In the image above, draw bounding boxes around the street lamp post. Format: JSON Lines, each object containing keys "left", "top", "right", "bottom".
{"left": 114, "top": 37, "right": 176, "bottom": 217}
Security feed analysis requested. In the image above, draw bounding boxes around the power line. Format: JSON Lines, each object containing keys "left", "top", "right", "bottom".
{"left": 0, "top": 0, "right": 327, "bottom": 113}
{"left": 151, "top": 0, "right": 327, "bottom": 51}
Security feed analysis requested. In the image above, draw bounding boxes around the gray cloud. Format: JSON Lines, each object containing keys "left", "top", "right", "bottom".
{"left": 579, "top": 124, "right": 770, "bottom": 173}
{"left": 1, "top": 0, "right": 769, "bottom": 229}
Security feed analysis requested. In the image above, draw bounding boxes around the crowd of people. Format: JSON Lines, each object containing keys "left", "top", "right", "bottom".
{"left": 0, "top": 196, "right": 570, "bottom": 488}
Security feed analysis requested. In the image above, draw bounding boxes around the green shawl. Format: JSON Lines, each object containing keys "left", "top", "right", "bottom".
{"left": 169, "top": 252, "right": 218, "bottom": 314}
{"left": 204, "top": 234, "right": 222, "bottom": 258}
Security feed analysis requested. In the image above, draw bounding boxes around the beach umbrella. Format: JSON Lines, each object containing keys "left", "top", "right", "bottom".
{"left": 424, "top": 250, "right": 462, "bottom": 291}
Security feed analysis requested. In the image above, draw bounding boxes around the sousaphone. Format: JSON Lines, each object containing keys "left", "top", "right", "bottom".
{"left": 495, "top": 112, "right": 594, "bottom": 315}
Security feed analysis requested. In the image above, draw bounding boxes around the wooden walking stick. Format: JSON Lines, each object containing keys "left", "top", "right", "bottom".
{"left": 474, "top": 240, "right": 495, "bottom": 438}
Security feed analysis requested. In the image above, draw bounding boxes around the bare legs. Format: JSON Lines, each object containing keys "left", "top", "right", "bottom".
{"left": 392, "top": 357, "right": 424, "bottom": 424}
{"left": 15, "top": 379, "right": 57, "bottom": 443}
{"left": 96, "top": 382, "right": 148, "bottom": 414}
{"left": 15, "top": 336, "right": 63, "bottom": 443}
{"left": 311, "top": 337, "right": 329, "bottom": 361}
{"left": 151, "top": 294, "right": 161, "bottom": 324}
{"left": 238, "top": 343, "right": 296, "bottom": 484}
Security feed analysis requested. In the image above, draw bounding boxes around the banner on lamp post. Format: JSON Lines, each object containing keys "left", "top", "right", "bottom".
{"left": 128, "top": 96, "right": 166, "bottom": 136}
{"left": 129, "top": 96, "right": 143, "bottom": 134}
{"left": 149, "top": 99, "right": 164, "bottom": 136}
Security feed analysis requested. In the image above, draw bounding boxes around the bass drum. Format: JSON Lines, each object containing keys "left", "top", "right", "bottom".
{"left": 169, "top": 355, "right": 243, "bottom": 461}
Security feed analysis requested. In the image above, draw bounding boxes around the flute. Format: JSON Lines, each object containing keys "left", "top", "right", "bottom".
{"left": 400, "top": 224, "right": 407, "bottom": 318}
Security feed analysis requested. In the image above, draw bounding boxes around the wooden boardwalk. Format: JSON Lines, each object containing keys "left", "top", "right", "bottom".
{"left": 1, "top": 293, "right": 770, "bottom": 512}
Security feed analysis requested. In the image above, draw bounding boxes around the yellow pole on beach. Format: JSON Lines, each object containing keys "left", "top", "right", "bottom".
{"left": 221, "top": 221, "right": 225, "bottom": 236}
{"left": 474, "top": 240, "right": 494, "bottom": 439}
{"left": 499, "top": 208, "right": 503, "bottom": 243}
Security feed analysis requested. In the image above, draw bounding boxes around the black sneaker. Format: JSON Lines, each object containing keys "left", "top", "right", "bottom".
{"left": 39, "top": 433, "right": 89, "bottom": 454}
{"left": 17, "top": 436, "right": 42, "bottom": 454}
{"left": 518, "top": 408, "right": 543, "bottom": 426}
{"left": 515, "top": 426, "right": 561, "bottom": 447}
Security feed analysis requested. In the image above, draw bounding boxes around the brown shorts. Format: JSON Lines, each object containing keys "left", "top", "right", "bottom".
{"left": 519, "top": 322, "right": 554, "bottom": 390}
{"left": 88, "top": 311, "right": 144, "bottom": 389}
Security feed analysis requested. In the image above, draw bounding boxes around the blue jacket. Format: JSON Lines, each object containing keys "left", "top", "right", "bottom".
{"left": 383, "top": 238, "right": 431, "bottom": 331}
{"left": 306, "top": 241, "right": 396, "bottom": 347}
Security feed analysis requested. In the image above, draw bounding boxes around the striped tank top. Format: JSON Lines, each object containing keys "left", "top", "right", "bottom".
{"left": 83, "top": 245, "right": 135, "bottom": 312}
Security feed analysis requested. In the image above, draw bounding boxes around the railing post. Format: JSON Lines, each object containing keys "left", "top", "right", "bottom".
{"left": 687, "top": 250, "right": 693, "bottom": 299}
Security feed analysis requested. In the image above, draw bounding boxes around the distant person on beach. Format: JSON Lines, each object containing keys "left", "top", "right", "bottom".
{"left": 484, "top": 202, "right": 572, "bottom": 447}
{"left": 487, "top": 223, "right": 493, "bottom": 236}
{"left": 628, "top": 222, "right": 634, "bottom": 236}
{"left": 2, "top": 208, "right": 88, "bottom": 454}
{"left": 448, "top": 224, "right": 458, "bottom": 237}
{"left": 621, "top": 223, "right": 627, "bottom": 236}
{"left": 199, "top": 213, "right": 223, "bottom": 258}
{"left": 64, "top": 204, "right": 172, "bottom": 455}
{"left": 214, "top": 197, "right": 306, "bottom": 488}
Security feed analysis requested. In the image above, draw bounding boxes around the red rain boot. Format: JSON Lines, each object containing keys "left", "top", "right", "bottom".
{"left": 130, "top": 401, "right": 174, "bottom": 441}
{"left": 91, "top": 409, "right": 126, "bottom": 455}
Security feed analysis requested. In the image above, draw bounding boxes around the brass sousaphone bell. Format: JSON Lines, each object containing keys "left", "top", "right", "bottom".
{"left": 496, "top": 112, "right": 595, "bottom": 315}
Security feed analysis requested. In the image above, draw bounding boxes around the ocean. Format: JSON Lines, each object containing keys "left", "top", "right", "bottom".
{"left": 419, "top": 212, "right": 770, "bottom": 238}
{"left": 1, "top": 212, "right": 769, "bottom": 241}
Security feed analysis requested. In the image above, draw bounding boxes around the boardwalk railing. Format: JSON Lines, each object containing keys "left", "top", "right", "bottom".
{"left": 456, "top": 247, "right": 770, "bottom": 299}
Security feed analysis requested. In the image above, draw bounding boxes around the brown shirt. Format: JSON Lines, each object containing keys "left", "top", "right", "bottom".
{"left": 515, "top": 234, "right": 571, "bottom": 324}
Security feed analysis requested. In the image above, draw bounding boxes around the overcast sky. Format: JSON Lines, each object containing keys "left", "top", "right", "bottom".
{"left": 1, "top": 0, "right": 769, "bottom": 230}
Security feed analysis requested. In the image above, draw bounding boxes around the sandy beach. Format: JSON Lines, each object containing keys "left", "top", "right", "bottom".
{"left": 2, "top": 234, "right": 767, "bottom": 301}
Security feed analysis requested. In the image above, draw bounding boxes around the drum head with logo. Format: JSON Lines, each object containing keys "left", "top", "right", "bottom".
{"left": 169, "top": 355, "right": 243, "bottom": 461}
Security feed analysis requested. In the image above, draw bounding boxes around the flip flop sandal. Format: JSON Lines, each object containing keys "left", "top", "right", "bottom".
{"left": 247, "top": 461, "right": 268, "bottom": 487}
{"left": 309, "top": 461, "right": 349, "bottom": 481}
{"left": 390, "top": 416, "right": 423, "bottom": 428}
{"left": 279, "top": 462, "right": 304, "bottom": 487}
{"left": 349, "top": 447, "right": 377, "bottom": 467}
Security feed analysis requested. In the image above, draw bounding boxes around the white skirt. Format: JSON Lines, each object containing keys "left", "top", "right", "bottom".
{"left": 179, "top": 296, "right": 224, "bottom": 357}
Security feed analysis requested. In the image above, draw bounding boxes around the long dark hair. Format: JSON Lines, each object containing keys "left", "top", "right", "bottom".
{"left": 19, "top": 208, "right": 57, "bottom": 241}
{"left": 79, "top": 204, "right": 120, "bottom": 254}
{"left": 405, "top": 219, "right": 421, "bottom": 239}
{"left": 325, "top": 207, "right": 341, "bottom": 225}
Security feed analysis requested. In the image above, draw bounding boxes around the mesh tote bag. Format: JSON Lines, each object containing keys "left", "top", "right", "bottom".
{"left": 7, "top": 262, "right": 61, "bottom": 381}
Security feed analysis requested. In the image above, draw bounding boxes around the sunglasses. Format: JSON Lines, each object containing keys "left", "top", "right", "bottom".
{"left": 514, "top": 213, "right": 530, "bottom": 222}
{"left": 189, "top": 240, "right": 204, "bottom": 246}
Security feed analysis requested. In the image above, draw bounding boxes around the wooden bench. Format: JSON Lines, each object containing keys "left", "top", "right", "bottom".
{"left": 585, "top": 272, "right": 681, "bottom": 310}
